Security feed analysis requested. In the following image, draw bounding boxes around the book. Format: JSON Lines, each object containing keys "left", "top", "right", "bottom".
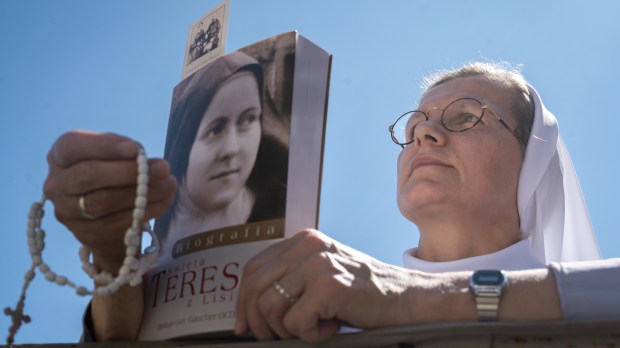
{"left": 138, "top": 31, "right": 332, "bottom": 340}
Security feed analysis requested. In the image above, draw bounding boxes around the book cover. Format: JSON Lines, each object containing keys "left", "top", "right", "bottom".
{"left": 139, "top": 31, "right": 332, "bottom": 340}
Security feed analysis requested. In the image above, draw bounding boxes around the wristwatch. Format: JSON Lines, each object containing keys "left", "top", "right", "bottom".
{"left": 469, "top": 270, "right": 508, "bottom": 321}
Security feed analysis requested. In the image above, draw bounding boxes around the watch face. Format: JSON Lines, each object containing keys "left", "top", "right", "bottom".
{"left": 472, "top": 270, "right": 505, "bottom": 286}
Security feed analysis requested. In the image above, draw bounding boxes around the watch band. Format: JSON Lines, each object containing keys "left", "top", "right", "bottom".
{"left": 473, "top": 288, "right": 502, "bottom": 321}
{"left": 470, "top": 270, "right": 507, "bottom": 321}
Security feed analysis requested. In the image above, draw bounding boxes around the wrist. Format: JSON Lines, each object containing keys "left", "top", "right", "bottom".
{"left": 92, "top": 251, "right": 126, "bottom": 275}
{"left": 405, "top": 270, "right": 476, "bottom": 324}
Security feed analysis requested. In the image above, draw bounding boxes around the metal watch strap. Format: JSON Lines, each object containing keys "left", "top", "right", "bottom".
{"left": 473, "top": 288, "right": 502, "bottom": 321}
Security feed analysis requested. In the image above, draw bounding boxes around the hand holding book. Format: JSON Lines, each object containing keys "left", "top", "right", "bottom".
{"left": 234, "top": 229, "right": 417, "bottom": 343}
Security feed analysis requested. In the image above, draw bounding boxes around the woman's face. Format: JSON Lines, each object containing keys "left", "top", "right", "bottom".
{"left": 185, "top": 71, "right": 262, "bottom": 212}
{"left": 397, "top": 76, "right": 524, "bottom": 225}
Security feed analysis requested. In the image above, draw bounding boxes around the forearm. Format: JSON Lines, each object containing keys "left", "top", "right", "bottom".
{"left": 404, "top": 267, "right": 562, "bottom": 324}
{"left": 90, "top": 254, "right": 144, "bottom": 341}
{"left": 500, "top": 268, "right": 562, "bottom": 321}
{"left": 91, "top": 284, "right": 143, "bottom": 341}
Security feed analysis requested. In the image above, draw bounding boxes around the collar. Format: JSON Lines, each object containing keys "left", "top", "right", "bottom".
{"left": 402, "top": 240, "right": 544, "bottom": 273}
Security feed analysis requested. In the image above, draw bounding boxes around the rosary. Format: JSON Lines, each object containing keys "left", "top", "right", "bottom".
{"left": 4, "top": 148, "right": 160, "bottom": 344}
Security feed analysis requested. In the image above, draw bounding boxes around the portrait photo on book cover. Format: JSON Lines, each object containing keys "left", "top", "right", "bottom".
{"left": 155, "top": 35, "right": 295, "bottom": 258}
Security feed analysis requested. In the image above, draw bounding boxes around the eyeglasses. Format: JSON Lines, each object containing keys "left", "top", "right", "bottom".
{"left": 388, "top": 97, "right": 522, "bottom": 148}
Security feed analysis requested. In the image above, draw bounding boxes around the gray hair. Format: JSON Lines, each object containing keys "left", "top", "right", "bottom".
{"left": 421, "top": 61, "right": 534, "bottom": 147}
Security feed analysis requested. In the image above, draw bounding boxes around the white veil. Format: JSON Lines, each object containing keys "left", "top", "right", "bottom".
{"left": 517, "top": 85, "right": 601, "bottom": 263}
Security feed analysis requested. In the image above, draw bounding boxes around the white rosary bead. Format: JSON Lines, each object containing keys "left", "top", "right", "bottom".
{"left": 44, "top": 272, "right": 56, "bottom": 281}
{"left": 124, "top": 233, "right": 140, "bottom": 248}
{"left": 125, "top": 245, "right": 138, "bottom": 256}
{"left": 135, "top": 196, "right": 147, "bottom": 209}
{"left": 123, "top": 256, "right": 140, "bottom": 270}
{"left": 76, "top": 286, "right": 89, "bottom": 296}
{"left": 107, "top": 281, "right": 120, "bottom": 293}
{"left": 38, "top": 263, "right": 49, "bottom": 274}
{"left": 119, "top": 265, "right": 131, "bottom": 276}
{"left": 129, "top": 276, "right": 143, "bottom": 287}
{"left": 93, "top": 287, "right": 108, "bottom": 297}
{"left": 137, "top": 184, "right": 148, "bottom": 197}
{"left": 55, "top": 275, "right": 67, "bottom": 286}
{"left": 31, "top": 255, "right": 41, "bottom": 266}
{"left": 137, "top": 173, "right": 149, "bottom": 186}
{"left": 78, "top": 247, "right": 90, "bottom": 261}
{"left": 94, "top": 272, "right": 113, "bottom": 285}
{"left": 132, "top": 207, "right": 145, "bottom": 221}
{"left": 25, "top": 270, "right": 35, "bottom": 282}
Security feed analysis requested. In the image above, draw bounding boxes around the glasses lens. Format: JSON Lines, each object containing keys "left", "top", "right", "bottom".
{"left": 392, "top": 111, "right": 427, "bottom": 145}
{"left": 442, "top": 98, "right": 484, "bottom": 132}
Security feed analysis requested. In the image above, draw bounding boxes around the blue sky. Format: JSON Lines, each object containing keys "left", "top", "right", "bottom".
{"left": 1, "top": 0, "right": 619, "bottom": 343}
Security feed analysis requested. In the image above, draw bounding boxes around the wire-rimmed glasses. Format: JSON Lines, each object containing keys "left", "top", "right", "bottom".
{"left": 388, "top": 98, "right": 522, "bottom": 148}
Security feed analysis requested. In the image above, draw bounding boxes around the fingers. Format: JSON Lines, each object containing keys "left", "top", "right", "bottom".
{"left": 235, "top": 233, "right": 311, "bottom": 335}
{"left": 49, "top": 160, "right": 174, "bottom": 220}
{"left": 284, "top": 293, "right": 341, "bottom": 344}
{"left": 247, "top": 279, "right": 300, "bottom": 341}
{"left": 64, "top": 176, "right": 176, "bottom": 272}
{"left": 48, "top": 130, "right": 139, "bottom": 169}
{"left": 280, "top": 271, "right": 343, "bottom": 343}
{"left": 46, "top": 156, "right": 170, "bottom": 199}
{"left": 235, "top": 230, "right": 335, "bottom": 341}
{"left": 74, "top": 190, "right": 176, "bottom": 272}
{"left": 235, "top": 242, "right": 289, "bottom": 339}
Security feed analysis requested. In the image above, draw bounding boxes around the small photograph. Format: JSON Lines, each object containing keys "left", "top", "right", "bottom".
{"left": 188, "top": 17, "right": 221, "bottom": 63}
{"left": 181, "top": 0, "right": 229, "bottom": 79}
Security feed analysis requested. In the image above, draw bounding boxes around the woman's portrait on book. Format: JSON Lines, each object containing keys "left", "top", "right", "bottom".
{"left": 156, "top": 38, "right": 296, "bottom": 257}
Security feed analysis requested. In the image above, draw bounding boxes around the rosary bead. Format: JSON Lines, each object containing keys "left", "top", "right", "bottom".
{"left": 132, "top": 207, "right": 145, "bottom": 221}
{"left": 94, "top": 287, "right": 110, "bottom": 296}
{"left": 129, "top": 276, "right": 143, "bottom": 287}
{"left": 82, "top": 263, "right": 97, "bottom": 276}
{"left": 123, "top": 256, "right": 139, "bottom": 267}
{"left": 55, "top": 276, "right": 67, "bottom": 285}
{"left": 32, "top": 255, "right": 41, "bottom": 265}
{"left": 138, "top": 173, "right": 149, "bottom": 186}
{"left": 76, "top": 286, "right": 89, "bottom": 296}
{"left": 119, "top": 265, "right": 131, "bottom": 276}
{"left": 78, "top": 247, "right": 90, "bottom": 261}
{"left": 137, "top": 184, "right": 148, "bottom": 197}
{"left": 25, "top": 270, "right": 35, "bottom": 282}
{"left": 107, "top": 281, "right": 120, "bottom": 293}
{"left": 44, "top": 272, "right": 56, "bottom": 281}
{"left": 138, "top": 164, "right": 148, "bottom": 175}
{"left": 137, "top": 154, "right": 148, "bottom": 165}
{"left": 94, "top": 272, "right": 113, "bottom": 285}
{"left": 28, "top": 204, "right": 40, "bottom": 219}
{"left": 124, "top": 233, "right": 140, "bottom": 248}
{"left": 125, "top": 246, "right": 138, "bottom": 256}
{"left": 135, "top": 196, "right": 147, "bottom": 209}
